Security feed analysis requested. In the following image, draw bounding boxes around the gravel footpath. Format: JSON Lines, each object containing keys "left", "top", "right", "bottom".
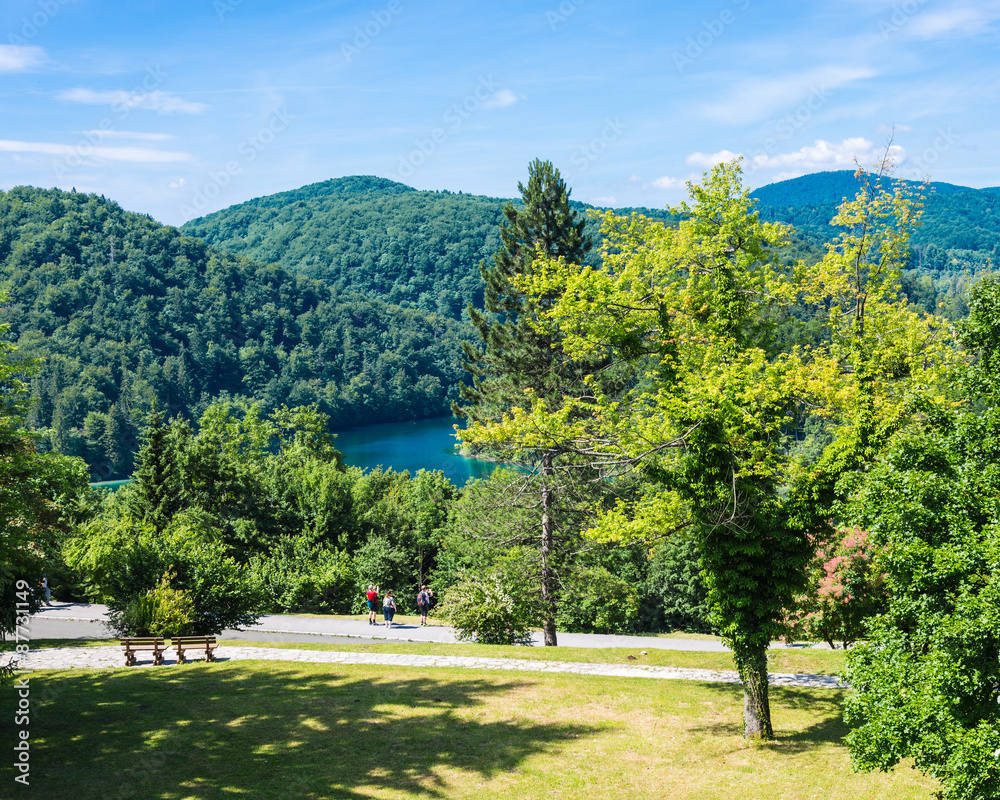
{"left": 10, "top": 645, "right": 846, "bottom": 689}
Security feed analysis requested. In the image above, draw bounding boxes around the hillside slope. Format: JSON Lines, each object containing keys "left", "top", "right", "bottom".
{"left": 0, "top": 186, "right": 472, "bottom": 479}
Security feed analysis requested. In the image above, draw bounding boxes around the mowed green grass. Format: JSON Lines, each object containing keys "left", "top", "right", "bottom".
{"left": 7, "top": 660, "right": 935, "bottom": 800}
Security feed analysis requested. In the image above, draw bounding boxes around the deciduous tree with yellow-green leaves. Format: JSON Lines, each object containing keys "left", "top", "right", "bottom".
{"left": 460, "top": 158, "right": 961, "bottom": 739}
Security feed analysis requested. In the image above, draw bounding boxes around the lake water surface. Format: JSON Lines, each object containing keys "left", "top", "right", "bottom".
{"left": 332, "top": 416, "right": 495, "bottom": 485}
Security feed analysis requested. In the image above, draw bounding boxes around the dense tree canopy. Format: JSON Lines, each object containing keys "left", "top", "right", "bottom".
{"left": 461, "top": 160, "right": 962, "bottom": 739}
{"left": 0, "top": 186, "right": 471, "bottom": 478}
{"left": 0, "top": 303, "right": 88, "bottom": 640}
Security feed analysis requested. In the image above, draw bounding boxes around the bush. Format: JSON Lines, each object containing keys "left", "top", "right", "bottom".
{"left": 784, "top": 527, "right": 886, "bottom": 648}
{"left": 557, "top": 566, "right": 640, "bottom": 634}
{"left": 438, "top": 566, "right": 541, "bottom": 645}
{"left": 249, "top": 538, "right": 355, "bottom": 614}
{"left": 65, "top": 511, "right": 266, "bottom": 635}
{"left": 107, "top": 572, "right": 195, "bottom": 637}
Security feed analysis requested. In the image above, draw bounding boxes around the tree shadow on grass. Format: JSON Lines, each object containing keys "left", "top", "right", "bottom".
{"left": 684, "top": 681, "right": 851, "bottom": 754}
{"left": 23, "top": 662, "right": 597, "bottom": 800}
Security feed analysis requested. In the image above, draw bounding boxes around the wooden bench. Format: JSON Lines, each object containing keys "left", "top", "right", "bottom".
{"left": 172, "top": 636, "right": 217, "bottom": 664}
{"left": 120, "top": 637, "right": 166, "bottom": 667}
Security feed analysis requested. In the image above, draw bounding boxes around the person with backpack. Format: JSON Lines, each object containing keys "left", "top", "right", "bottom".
{"left": 416, "top": 585, "right": 432, "bottom": 626}
{"left": 382, "top": 590, "right": 396, "bottom": 628}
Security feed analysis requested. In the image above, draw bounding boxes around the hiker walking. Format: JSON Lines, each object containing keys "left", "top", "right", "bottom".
{"left": 417, "top": 585, "right": 432, "bottom": 626}
{"left": 382, "top": 590, "right": 396, "bottom": 628}
{"left": 366, "top": 584, "right": 379, "bottom": 625}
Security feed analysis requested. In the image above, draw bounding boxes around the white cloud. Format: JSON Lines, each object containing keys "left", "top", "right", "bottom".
{"left": 0, "top": 139, "right": 195, "bottom": 163}
{"left": 78, "top": 130, "right": 174, "bottom": 142}
{"left": 57, "top": 88, "right": 208, "bottom": 114}
{"left": 482, "top": 88, "right": 519, "bottom": 109}
{"left": 0, "top": 45, "right": 45, "bottom": 72}
{"left": 750, "top": 137, "right": 906, "bottom": 171}
{"left": 651, "top": 175, "right": 687, "bottom": 190}
{"left": 698, "top": 66, "right": 875, "bottom": 125}
{"left": 686, "top": 149, "right": 743, "bottom": 168}
{"left": 907, "top": 4, "right": 1000, "bottom": 38}
{"left": 169, "top": 178, "right": 187, "bottom": 189}
{"left": 588, "top": 195, "right": 616, "bottom": 206}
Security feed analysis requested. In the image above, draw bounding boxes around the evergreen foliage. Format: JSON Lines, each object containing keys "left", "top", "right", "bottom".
{"left": 454, "top": 159, "right": 612, "bottom": 646}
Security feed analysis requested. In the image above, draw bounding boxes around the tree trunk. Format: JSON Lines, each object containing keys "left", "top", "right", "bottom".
{"left": 739, "top": 644, "right": 774, "bottom": 740}
{"left": 540, "top": 450, "right": 557, "bottom": 647}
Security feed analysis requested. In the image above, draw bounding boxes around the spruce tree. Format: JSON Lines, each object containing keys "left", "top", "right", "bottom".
{"left": 454, "top": 159, "right": 594, "bottom": 646}
{"left": 458, "top": 158, "right": 591, "bottom": 418}
{"left": 128, "top": 410, "right": 188, "bottom": 531}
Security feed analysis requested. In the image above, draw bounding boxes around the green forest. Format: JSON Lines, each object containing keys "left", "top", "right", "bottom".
{"left": 0, "top": 186, "right": 470, "bottom": 479}
{"left": 751, "top": 170, "right": 1000, "bottom": 319}
{"left": 3, "top": 170, "right": 996, "bottom": 482}
{"left": 6, "top": 158, "right": 999, "bottom": 793}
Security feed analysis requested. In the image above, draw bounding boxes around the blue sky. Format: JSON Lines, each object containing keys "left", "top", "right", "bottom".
{"left": 2, "top": 0, "right": 998, "bottom": 226}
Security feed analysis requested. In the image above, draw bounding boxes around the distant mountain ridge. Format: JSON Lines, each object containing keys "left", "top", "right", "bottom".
{"left": 183, "top": 169, "right": 997, "bottom": 326}
{"left": 749, "top": 170, "right": 999, "bottom": 208}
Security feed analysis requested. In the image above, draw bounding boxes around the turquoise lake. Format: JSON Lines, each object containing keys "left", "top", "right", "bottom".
{"left": 331, "top": 416, "right": 495, "bottom": 485}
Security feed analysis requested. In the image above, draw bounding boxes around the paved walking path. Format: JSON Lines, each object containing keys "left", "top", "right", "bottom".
{"left": 19, "top": 603, "right": 844, "bottom": 688}
{"left": 11, "top": 645, "right": 845, "bottom": 689}
{"left": 29, "top": 602, "right": 821, "bottom": 653}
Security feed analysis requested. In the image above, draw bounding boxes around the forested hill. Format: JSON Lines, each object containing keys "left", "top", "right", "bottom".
{"left": 185, "top": 172, "right": 996, "bottom": 323}
{"left": 180, "top": 176, "right": 508, "bottom": 319}
{"left": 180, "top": 175, "right": 622, "bottom": 319}
{"left": 751, "top": 170, "right": 1000, "bottom": 317}
{"left": 0, "top": 186, "right": 471, "bottom": 480}
{"left": 751, "top": 171, "right": 1000, "bottom": 259}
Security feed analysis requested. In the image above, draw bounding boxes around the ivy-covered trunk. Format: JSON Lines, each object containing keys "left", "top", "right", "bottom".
{"left": 736, "top": 643, "right": 774, "bottom": 740}
{"left": 540, "top": 450, "right": 558, "bottom": 647}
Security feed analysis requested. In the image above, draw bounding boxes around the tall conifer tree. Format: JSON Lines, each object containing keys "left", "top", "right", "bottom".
{"left": 455, "top": 159, "right": 593, "bottom": 646}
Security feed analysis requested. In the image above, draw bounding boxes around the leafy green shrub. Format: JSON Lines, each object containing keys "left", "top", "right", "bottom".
{"left": 65, "top": 511, "right": 266, "bottom": 634}
{"left": 438, "top": 566, "right": 541, "bottom": 645}
{"left": 557, "top": 566, "right": 641, "bottom": 634}
{"left": 249, "top": 538, "right": 355, "bottom": 614}
{"left": 107, "top": 572, "right": 196, "bottom": 637}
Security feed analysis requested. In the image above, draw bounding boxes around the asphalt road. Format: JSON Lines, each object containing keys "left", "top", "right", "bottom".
{"left": 28, "top": 602, "right": 807, "bottom": 652}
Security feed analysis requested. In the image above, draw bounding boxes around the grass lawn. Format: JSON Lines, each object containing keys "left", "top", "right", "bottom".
{"left": 5, "top": 661, "right": 934, "bottom": 800}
